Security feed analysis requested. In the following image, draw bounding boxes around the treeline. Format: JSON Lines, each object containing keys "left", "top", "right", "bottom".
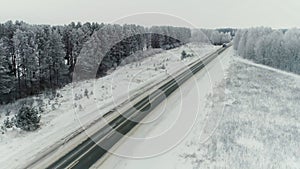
{"left": 234, "top": 27, "right": 300, "bottom": 74}
{"left": 216, "top": 28, "right": 236, "bottom": 37}
{"left": 0, "top": 21, "right": 192, "bottom": 103}
{"left": 190, "top": 29, "right": 232, "bottom": 45}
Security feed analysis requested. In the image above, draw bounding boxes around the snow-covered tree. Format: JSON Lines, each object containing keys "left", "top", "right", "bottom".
{"left": 15, "top": 105, "right": 41, "bottom": 131}
{"left": 13, "top": 26, "right": 39, "bottom": 96}
{"left": 48, "top": 28, "right": 68, "bottom": 87}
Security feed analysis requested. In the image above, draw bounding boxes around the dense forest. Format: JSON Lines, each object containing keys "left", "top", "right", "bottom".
{"left": 0, "top": 21, "right": 105, "bottom": 103}
{"left": 0, "top": 21, "right": 195, "bottom": 104}
{"left": 234, "top": 27, "right": 300, "bottom": 74}
{"left": 0, "top": 21, "right": 233, "bottom": 104}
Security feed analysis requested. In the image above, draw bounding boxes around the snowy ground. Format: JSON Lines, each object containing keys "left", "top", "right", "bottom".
{"left": 0, "top": 43, "right": 218, "bottom": 168}
{"left": 95, "top": 47, "right": 300, "bottom": 169}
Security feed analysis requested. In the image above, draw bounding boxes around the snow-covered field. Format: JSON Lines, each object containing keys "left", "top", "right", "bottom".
{"left": 0, "top": 43, "right": 218, "bottom": 168}
{"left": 96, "top": 47, "right": 300, "bottom": 169}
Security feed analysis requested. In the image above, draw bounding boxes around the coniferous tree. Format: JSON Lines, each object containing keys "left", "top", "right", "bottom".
{"left": 48, "top": 28, "right": 68, "bottom": 87}
{"left": 0, "top": 40, "right": 15, "bottom": 103}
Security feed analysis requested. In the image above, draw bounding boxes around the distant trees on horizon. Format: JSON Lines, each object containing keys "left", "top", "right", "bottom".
{"left": 190, "top": 29, "right": 232, "bottom": 45}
